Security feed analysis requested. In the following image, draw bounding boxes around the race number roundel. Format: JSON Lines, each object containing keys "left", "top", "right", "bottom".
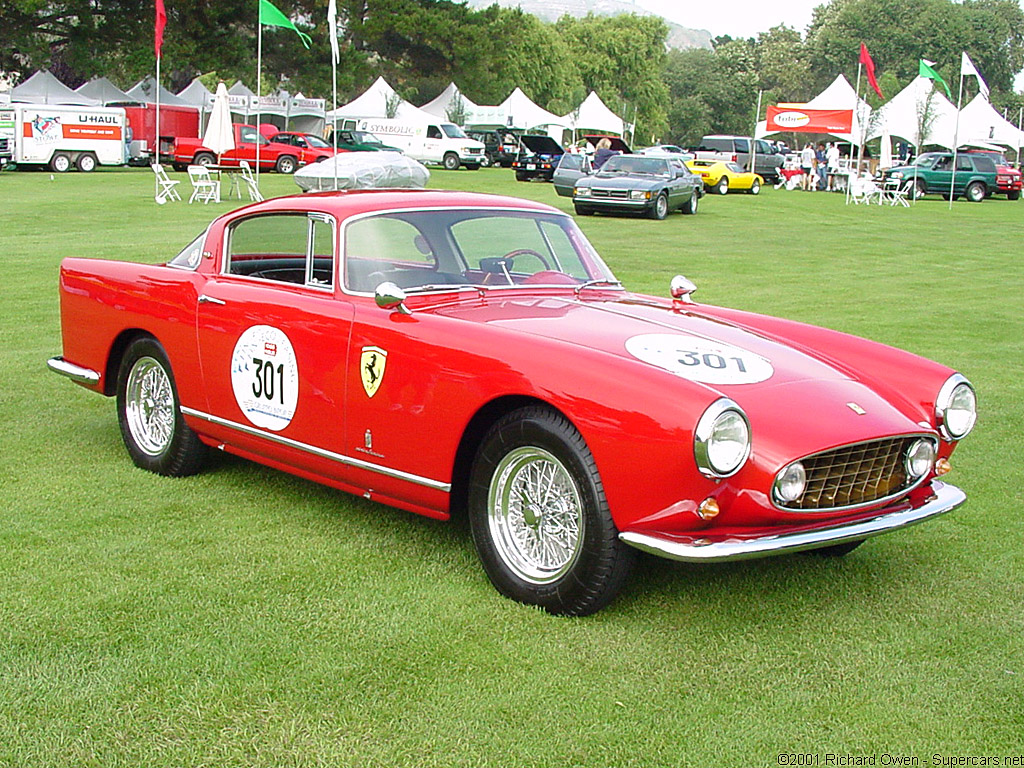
{"left": 625, "top": 333, "right": 774, "bottom": 385}
{"left": 231, "top": 325, "right": 299, "bottom": 431}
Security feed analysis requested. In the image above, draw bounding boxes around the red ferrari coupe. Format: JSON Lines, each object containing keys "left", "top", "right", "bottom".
{"left": 48, "top": 190, "right": 977, "bottom": 615}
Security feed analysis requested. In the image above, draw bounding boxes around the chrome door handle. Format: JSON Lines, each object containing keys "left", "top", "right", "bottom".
{"left": 198, "top": 294, "right": 226, "bottom": 305}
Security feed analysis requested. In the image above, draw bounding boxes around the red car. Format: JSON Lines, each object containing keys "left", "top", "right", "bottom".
{"left": 48, "top": 190, "right": 976, "bottom": 615}
{"left": 963, "top": 149, "right": 1022, "bottom": 199}
{"left": 171, "top": 124, "right": 303, "bottom": 173}
{"left": 268, "top": 131, "right": 343, "bottom": 166}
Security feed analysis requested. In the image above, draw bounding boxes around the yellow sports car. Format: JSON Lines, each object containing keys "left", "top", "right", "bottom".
{"left": 685, "top": 159, "right": 763, "bottom": 195}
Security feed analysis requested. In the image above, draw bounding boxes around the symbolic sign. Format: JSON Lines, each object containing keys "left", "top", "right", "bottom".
{"left": 230, "top": 325, "right": 299, "bottom": 430}
{"left": 624, "top": 334, "right": 774, "bottom": 385}
{"left": 360, "top": 346, "right": 387, "bottom": 398}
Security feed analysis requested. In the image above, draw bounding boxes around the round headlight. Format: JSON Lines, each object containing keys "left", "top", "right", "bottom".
{"left": 935, "top": 374, "right": 977, "bottom": 440}
{"left": 694, "top": 399, "right": 751, "bottom": 478}
{"left": 905, "top": 438, "right": 937, "bottom": 479}
{"left": 773, "top": 461, "right": 807, "bottom": 504}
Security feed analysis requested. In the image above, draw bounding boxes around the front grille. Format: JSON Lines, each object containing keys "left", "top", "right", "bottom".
{"left": 780, "top": 436, "right": 933, "bottom": 512}
{"left": 593, "top": 189, "right": 629, "bottom": 199}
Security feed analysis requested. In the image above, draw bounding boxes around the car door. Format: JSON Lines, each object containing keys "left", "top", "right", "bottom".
{"left": 195, "top": 211, "right": 356, "bottom": 478}
{"left": 927, "top": 156, "right": 953, "bottom": 193}
{"left": 553, "top": 153, "right": 590, "bottom": 197}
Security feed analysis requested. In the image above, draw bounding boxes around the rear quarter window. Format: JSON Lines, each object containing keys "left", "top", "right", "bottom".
{"left": 972, "top": 156, "right": 997, "bottom": 173}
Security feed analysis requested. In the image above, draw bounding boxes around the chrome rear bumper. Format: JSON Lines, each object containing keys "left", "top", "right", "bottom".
{"left": 619, "top": 482, "right": 965, "bottom": 563}
{"left": 47, "top": 356, "right": 101, "bottom": 385}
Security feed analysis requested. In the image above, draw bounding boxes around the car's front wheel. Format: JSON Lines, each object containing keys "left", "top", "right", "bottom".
{"left": 442, "top": 152, "right": 461, "bottom": 171}
{"left": 648, "top": 192, "right": 669, "bottom": 220}
{"left": 468, "top": 407, "right": 635, "bottom": 616}
{"left": 750, "top": 179, "right": 761, "bottom": 195}
{"left": 276, "top": 155, "right": 298, "bottom": 174}
{"left": 116, "top": 337, "right": 206, "bottom": 477}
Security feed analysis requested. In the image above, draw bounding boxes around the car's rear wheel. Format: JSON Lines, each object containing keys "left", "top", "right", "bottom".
{"left": 682, "top": 190, "right": 698, "bottom": 214}
{"left": 515, "top": 170, "right": 529, "bottom": 182}
{"left": 193, "top": 152, "right": 216, "bottom": 168}
{"left": 116, "top": 337, "right": 206, "bottom": 477}
{"left": 716, "top": 177, "right": 729, "bottom": 195}
{"left": 1008, "top": 190, "right": 1021, "bottom": 200}
{"left": 965, "top": 181, "right": 985, "bottom": 202}
{"left": 648, "top": 192, "right": 669, "bottom": 220}
{"left": 76, "top": 153, "right": 97, "bottom": 172}
{"left": 468, "top": 406, "right": 635, "bottom": 616}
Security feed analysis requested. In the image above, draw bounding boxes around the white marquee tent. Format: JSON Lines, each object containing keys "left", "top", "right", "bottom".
{"left": 420, "top": 82, "right": 479, "bottom": 122}
{"left": 76, "top": 77, "right": 136, "bottom": 105}
{"left": 956, "top": 93, "right": 1024, "bottom": 150}
{"left": 561, "top": 91, "right": 627, "bottom": 136}
{"left": 127, "top": 77, "right": 193, "bottom": 108}
{"left": 12, "top": 70, "right": 100, "bottom": 106}
{"left": 866, "top": 76, "right": 959, "bottom": 149}
{"left": 327, "top": 76, "right": 434, "bottom": 122}
{"left": 756, "top": 74, "right": 870, "bottom": 144}
{"left": 468, "top": 87, "right": 567, "bottom": 133}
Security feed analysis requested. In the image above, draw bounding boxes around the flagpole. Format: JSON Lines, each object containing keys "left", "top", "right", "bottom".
{"left": 949, "top": 69, "right": 964, "bottom": 210}
{"left": 849, "top": 61, "right": 863, "bottom": 205}
{"left": 1017, "top": 107, "right": 1022, "bottom": 168}
{"left": 256, "top": 6, "right": 262, "bottom": 189}
{"left": 750, "top": 89, "right": 762, "bottom": 179}
{"left": 155, "top": 56, "right": 161, "bottom": 199}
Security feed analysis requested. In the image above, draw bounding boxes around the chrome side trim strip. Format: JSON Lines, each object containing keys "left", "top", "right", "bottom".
{"left": 619, "top": 482, "right": 965, "bottom": 563}
{"left": 47, "top": 357, "right": 101, "bottom": 385}
{"left": 180, "top": 406, "right": 451, "bottom": 493}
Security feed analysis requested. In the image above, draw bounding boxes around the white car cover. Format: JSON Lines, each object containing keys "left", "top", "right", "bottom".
{"left": 293, "top": 151, "right": 430, "bottom": 192}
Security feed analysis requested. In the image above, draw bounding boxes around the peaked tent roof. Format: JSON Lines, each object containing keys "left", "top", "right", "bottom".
{"left": 756, "top": 75, "right": 870, "bottom": 143}
{"left": 957, "top": 93, "right": 1024, "bottom": 150}
{"left": 12, "top": 70, "right": 100, "bottom": 105}
{"left": 76, "top": 77, "right": 136, "bottom": 104}
{"left": 497, "top": 88, "right": 566, "bottom": 130}
{"left": 327, "top": 76, "right": 435, "bottom": 122}
{"left": 561, "top": 91, "right": 625, "bottom": 135}
{"left": 420, "top": 82, "right": 479, "bottom": 122}
{"left": 127, "top": 76, "right": 193, "bottom": 108}
{"left": 177, "top": 77, "right": 216, "bottom": 111}
{"left": 866, "top": 76, "right": 958, "bottom": 148}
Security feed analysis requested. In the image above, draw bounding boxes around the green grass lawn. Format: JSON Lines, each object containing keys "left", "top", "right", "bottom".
{"left": 1, "top": 165, "right": 1021, "bottom": 767}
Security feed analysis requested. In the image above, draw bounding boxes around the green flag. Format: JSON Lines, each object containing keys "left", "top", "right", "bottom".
{"left": 259, "top": 0, "right": 312, "bottom": 48}
{"left": 919, "top": 59, "right": 951, "bottom": 99}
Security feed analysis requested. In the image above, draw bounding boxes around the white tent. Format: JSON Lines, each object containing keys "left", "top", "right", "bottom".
{"left": 421, "top": 82, "right": 479, "bottom": 123}
{"left": 127, "top": 77, "right": 192, "bottom": 108}
{"left": 177, "top": 78, "right": 215, "bottom": 132}
{"left": 561, "top": 91, "right": 626, "bottom": 136}
{"left": 286, "top": 93, "right": 327, "bottom": 135}
{"left": 468, "top": 87, "right": 567, "bottom": 132}
{"left": 12, "top": 70, "right": 100, "bottom": 106}
{"left": 956, "top": 93, "right": 1024, "bottom": 151}
{"left": 866, "top": 76, "right": 958, "bottom": 149}
{"left": 327, "top": 76, "right": 434, "bottom": 122}
{"left": 756, "top": 75, "right": 870, "bottom": 144}
{"left": 76, "top": 77, "right": 136, "bottom": 105}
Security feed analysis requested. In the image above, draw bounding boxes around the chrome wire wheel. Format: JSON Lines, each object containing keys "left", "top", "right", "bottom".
{"left": 487, "top": 446, "right": 584, "bottom": 585}
{"left": 123, "top": 355, "right": 175, "bottom": 457}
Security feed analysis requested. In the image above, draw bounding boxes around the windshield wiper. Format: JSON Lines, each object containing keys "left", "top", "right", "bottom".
{"left": 574, "top": 278, "right": 623, "bottom": 295}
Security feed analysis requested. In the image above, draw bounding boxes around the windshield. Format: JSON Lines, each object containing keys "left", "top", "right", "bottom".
{"left": 441, "top": 123, "right": 468, "bottom": 139}
{"left": 600, "top": 156, "right": 670, "bottom": 176}
{"left": 304, "top": 134, "right": 330, "bottom": 148}
{"left": 353, "top": 131, "right": 383, "bottom": 144}
{"left": 914, "top": 153, "right": 943, "bottom": 167}
{"left": 344, "top": 209, "right": 617, "bottom": 293}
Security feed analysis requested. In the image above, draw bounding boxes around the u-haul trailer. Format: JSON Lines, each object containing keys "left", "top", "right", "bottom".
{"left": 10, "top": 104, "right": 127, "bottom": 172}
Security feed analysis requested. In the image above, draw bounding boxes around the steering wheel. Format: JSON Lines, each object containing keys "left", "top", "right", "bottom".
{"left": 501, "top": 248, "right": 552, "bottom": 271}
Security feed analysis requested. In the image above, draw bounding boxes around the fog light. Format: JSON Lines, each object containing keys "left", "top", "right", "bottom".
{"left": 696, "top": 498, "right": 720, "bottom": 520}
{"left": 905, "top": 438, "right": 937, "bottom": 479}
{"left": 773, "top": 461, "right": 806, "bottom": 504}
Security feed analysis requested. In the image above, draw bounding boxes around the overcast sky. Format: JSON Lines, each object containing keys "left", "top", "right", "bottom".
{"left": 634, "top": 0, "right": 823, "bottom": 39}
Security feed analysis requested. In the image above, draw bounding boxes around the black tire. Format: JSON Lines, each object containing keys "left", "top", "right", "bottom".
{"left": 515, "top": 170, "right": 529, "bottom": 182}
{"left": 466, "top": 163, "right": 481, "bottom": 171}
{"left": 682, "top": 190, "right": 698, "bottom": 214}
{"left": 479, "top": 154, "right": 492, "bottom": 168}
{"left": 442, "top": 152, "right": 460, "bottom": 171}
{"left": 807, "top": 540, "right": 864, "bottom": 557}
{"left": 275, "top": 155, "right": 298, "bottom": 174}
{"left": 50, "top": 153, "right": 72, "bottom": 173}
{"left": 193, "top": 152, "right": 216, "bottom": 168}
{"left": 116, "top": 337, "right": 206, "bottom": 477}
{"left": 648, "top": 192, "right": 669, "bottom": 220}
{"left": 715, "top": 176, "right": 729, "bottom": 195}
{"left": 76, "top": 153, "right": 97, "bottom": 172}
{"left": 468, "top": 406, "right": 635, "bottom": 616}
{"left": 172, "top": 162, "right": 187, "bottom": 172}
{"left": 911, "top": 178, "right": 927, "bottom": 199}
{"left": 965, "top": 181, "right": 985, "bottom": 203}
{"left": 574, "top": 205, "right": 593, "bottom": 216}
{"left": 749, "top": 179, "right": 761, "bottom": 195}
{"left": 1007, "top": 189, "right": 1021, "bottom": 201}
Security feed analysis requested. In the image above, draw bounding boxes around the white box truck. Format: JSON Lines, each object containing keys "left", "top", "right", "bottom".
{"left": 0, "top": 107, "right": 14, "bottom": 168}
{"left": 8, "top": 104, "right": 127, "bottom": 172}
{"left": 344, "top": 118, "right": 485, "bottom": 170}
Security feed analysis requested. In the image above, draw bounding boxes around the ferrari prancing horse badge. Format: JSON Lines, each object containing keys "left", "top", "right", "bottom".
{"left": 360, "top": 346, "right": 387, "bottom": 398}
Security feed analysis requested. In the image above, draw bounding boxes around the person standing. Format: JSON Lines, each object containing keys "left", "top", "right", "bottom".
{"left": 800, "top": 143, "right": 815, "bottom": 190}
{"left": 593, "top": 137, "right": 620, "bottom": 170}
{"left": 826, "top": 142, "right": 840, "bottom": 191}
{"left": 814, "top": 143, "right": 827, "bottom": 191}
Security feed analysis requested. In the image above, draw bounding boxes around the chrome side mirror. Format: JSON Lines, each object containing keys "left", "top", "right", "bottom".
{"left": 375, "top": 281, "right": 412, "bottom": 315}
{"left": 670, "top": 274, "right": 697, "bottom": 303}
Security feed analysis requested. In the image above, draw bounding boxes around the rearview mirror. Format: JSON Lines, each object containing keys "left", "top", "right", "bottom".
{"left": 375, "top": 282, "right": 412, "bottom": 315}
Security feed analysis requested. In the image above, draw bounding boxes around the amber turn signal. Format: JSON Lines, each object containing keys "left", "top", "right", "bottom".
{"left": 935, "top": 458, "right": 952, "bottom": 476}
{"left": 696, "top": 498, "right": 720, "bottom": 520}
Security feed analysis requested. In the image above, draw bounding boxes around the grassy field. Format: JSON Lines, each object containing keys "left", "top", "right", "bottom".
{"left": 1, "top": 165, "right": 1021, "bottom": 767}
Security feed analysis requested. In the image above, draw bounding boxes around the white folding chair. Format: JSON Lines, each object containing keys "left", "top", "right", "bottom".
{"left": 849, "top": 174, "right": 882, "bottom": 205}
{"left": 187, "top": 165, "right": 220, "bottom": 204}
{"left": 152, "top": 163, "right": 181, "bottom": 204}
{"left": 239, "top": 160, "right": 264, "bottom": 202}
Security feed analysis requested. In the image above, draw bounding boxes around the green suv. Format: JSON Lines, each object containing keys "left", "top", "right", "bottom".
{"left": 884, "top": 152, "right": 998, "bottom": 202}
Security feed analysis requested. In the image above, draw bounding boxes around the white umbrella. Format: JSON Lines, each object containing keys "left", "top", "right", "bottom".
{"left": 880, "top": 127, "right": 893, "bottom": 170}
{"left": 203, "top": 82, "right": 235, "bottom": 161}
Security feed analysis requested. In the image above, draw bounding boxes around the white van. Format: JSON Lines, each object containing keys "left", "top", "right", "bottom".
{"left": 345, "top": 118, "right": 485, "bottom": 170}
{"left": 9, "top": 104, "right": 127, "bottom": 172}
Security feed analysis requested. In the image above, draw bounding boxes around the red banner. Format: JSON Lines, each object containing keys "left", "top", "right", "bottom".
{"left": 766, "top": 105, "right": 853, "bottom": 134}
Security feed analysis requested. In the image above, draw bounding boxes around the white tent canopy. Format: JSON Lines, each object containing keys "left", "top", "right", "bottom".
{"left": 420, "top": 82, "right": 479, "bottom": 122}
{"left": 177, "top": 78, "right": 215, "bottom": 111}
{"left": 327, "top": 76, "right": 435, "bottom": 122}
{"left": 76, "top": 77, "right": 136, "bottom": 105}
{"left": 956, "top": 93, "right": 1024, "bottom": 150}
{"left": 866, "top": 76, "right": 958, "bottom": 149}
{"left": 561, "top": 91, "right": 626, "bottom": 136}
{"left": 127, "top": 77, "right": 192, "bottom": 108}
{"left": 469, "top": 87, "right": 567, "bottom": 132}
{"left": 12, "top": 70, "right": 100, "bottom": 105}
{"left": 756, "top": 75, "right": 870, "bottom": 143}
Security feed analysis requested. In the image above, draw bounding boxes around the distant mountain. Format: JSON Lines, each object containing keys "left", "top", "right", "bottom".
{"left": 464, "top": 0, "right": 713, "bottom": 50}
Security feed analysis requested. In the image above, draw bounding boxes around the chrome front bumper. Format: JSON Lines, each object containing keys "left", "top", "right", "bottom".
{"left": 619, "top": 481, "right": 965, "bottom": 563}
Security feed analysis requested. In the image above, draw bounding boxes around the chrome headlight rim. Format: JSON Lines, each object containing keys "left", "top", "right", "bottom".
{"left": 905, "top": 436, "right": 938, "bottom": 479}
{"left": 694, "top": 398, "right": 751, "bottom": 479}
{"left": 772, "top": 461, "right": 807, "bottom": 504}
{"left": 935, "top": 373, "right": 977, "bottom": 441}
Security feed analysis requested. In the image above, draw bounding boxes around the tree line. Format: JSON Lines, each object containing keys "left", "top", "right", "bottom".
{"left": 2, "top": 0, "right": 1023, "bottom": 145}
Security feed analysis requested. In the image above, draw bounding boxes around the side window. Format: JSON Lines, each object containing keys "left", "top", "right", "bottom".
{"left": 734, "top": 138, "right": 750, "bottom": 153}
{"left": 345, "top": 215, "right": 437, "bottom": 292}
{"left": 957, "top": 155, "right": 973, "bottom": 171}
{"left": 427, "top": 125, "right": 442, "bottom": 139}
{"left": 226, "top": 213, "right": 334, "bottom": 289}
{"left": 973, "top": 156, "right": 996, "bottom": 173}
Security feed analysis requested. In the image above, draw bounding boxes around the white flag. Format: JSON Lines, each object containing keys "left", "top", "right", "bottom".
{"left": 328, "top": 0, "right": 340, "bottom": 65}
{"left": 960, "top": 52, "right": 990, "bottom": 100}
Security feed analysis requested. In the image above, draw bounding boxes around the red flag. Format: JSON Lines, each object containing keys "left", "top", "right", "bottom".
{"left": 155, "top": 0, "right": 167, "bottom": 58}
{"left": 859, "top": 42, "right": 883, "bottom": 99}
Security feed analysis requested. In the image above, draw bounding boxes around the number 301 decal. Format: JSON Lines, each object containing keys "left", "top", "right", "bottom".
{"left": 624, "top": 333, "right": 774, "bottom": 384}
{"left": 231, "top": 325, "right": 300, "bottom": 430}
